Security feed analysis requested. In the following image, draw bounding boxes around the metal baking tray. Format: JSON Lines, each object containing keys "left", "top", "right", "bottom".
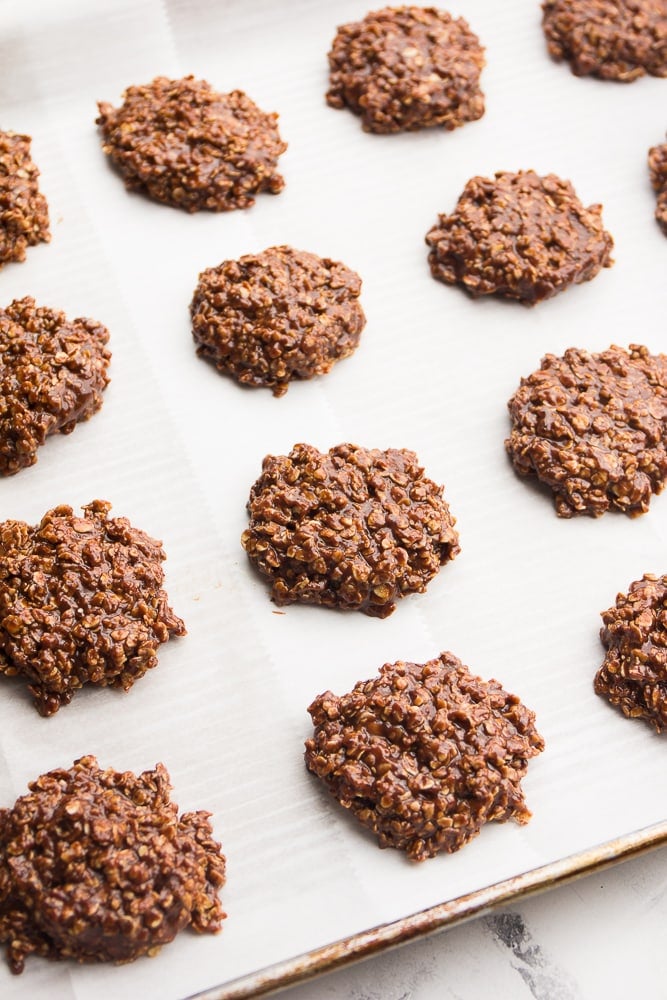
{"left": 1, "top": 2, "right": 665, "bottom": 998}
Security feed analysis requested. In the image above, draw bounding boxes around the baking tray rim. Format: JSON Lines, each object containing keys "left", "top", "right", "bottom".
{"left": 188, "top": 819, "right": 667, "bottom": 1000}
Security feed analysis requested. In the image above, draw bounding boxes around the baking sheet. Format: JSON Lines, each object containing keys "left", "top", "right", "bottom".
{"left": 0, "top": 1, "right": 666, "bottom": 998}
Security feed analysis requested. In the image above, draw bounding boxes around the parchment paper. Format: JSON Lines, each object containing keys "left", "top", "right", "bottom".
{"left": 0, "top": 1, "right": 665, "bottom": 997}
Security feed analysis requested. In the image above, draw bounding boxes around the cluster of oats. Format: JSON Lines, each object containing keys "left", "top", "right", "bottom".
{"left": 97, "top": 76, "right": 286, "bottom": 212}
{"left": 0, "top": 500, "right": 185, "bottom": 716}
{"left": 327, "top": 6, "right": 485, "bottom": 133}
{"left": 191, "top": 246, "right": 365, "bottom": 396}
{"left": 305, "top": 653, "right": 544, "bottom": 861}
{"left": 242, "top": 442, "right": 460, "bottom": 618}
{"left": 0, "top": 756, "right": 226, "bottom": 974}
{"left": 426, "top": 171, "right": 614, "bottom": 304}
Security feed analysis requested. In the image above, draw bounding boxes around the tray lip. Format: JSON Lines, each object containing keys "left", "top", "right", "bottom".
{"left": 188, "top": 818, "right": 667, "bottom": 1000}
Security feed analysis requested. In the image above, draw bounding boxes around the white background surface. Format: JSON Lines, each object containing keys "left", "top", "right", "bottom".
{"left": 0, "top": 1, "right": 665, "bottom": 997}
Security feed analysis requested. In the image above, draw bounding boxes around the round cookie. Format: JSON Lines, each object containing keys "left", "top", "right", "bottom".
{"left": 0, "top": 296, "right": 110, "bottom": 475}
{"left": 0, "top": 500, "right": 186, "bottom": 716}
{"left": 425, "top": 170, "right": 614, "bottom": 304}
{"left": 0, "top": 131, "right": 50, "bottom": 268}
{"left": 326, "top": 6, "right": 485, "bottom": 134}
{"left": 0, "top": 755, "right": 226, "bottom": 974}
{"left": 649, "top": 138, "right": 667, "bottom": 235}
{"left": 96, "top": 76, "right": 286, "bottom": 212}
{"left": 241, "top": 443, "right": 460, "bottom": 618}
{"left": 542, "top": 0, "right": 667, "bottom": 81}
{"left": 305, "top": 652, "right": 544, "bottom": 861}
{"left": 595, "top": 574, "right": 667, "bottom": 732}
{"left": 505, "top": 345, "right": 667, "bottom": 517}
{"left": 191, "top": 246, "right": 366, "bottom": 396}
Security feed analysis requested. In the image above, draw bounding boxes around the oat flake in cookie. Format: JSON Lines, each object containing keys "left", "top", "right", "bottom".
{"left": 191, "top": 246, "right": 366, "bottom": 396}
{"left": 542, "top": 0, "right": 667, "bottom": 82}
{"left": 305, "top": 653, "right": 544, "bottom": 861}
{"left": 327, "top": 6, "right": 485, "bottom": 134}
{"left": 242, "top": 443, "right": 459, "bottom": 618}
{"left": 595, "top": 575, "right": 667, "bottom": 731}
{"left": 426, "top": 171, "right": 614, "bottom": 304}
{"left": 649, "top": 138, "right": 667, "bottom": 235}
{"left": 0, "top": 297, "right": 110, "bottom": 475}
{"left": 506, "top": 345, "right": 667, "bottom": 517}
{"left": 0, "top": 755, "right": 226, "bottom": 974}
{"left": 96, "top": 76, "right": 286, "bottom": 212}
{"left": 0, "top": 131, "right": 50, "bottom": 268}
{"left": 0, "top": 500, "right": 186, "bottom": 716}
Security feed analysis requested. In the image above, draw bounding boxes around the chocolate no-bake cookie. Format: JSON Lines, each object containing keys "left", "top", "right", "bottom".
{"left": 0, "top": 297, "right": 110, "bottom": 475}
{"left": 595, "top": 574, "right": 667, "bottom": 731}
{"left": 242, "top": 443, "right": 459, "bottom": 618}
{"left": 327, "top": 6, "right": 485, "bottom": 134}
{"left": 305, "top": 653, "right": 544, "bottom": 861}
{"left": 0, "top": 131, "right": 50, "bottom": 268}
{"left": 649, "top": 138, "right": 667, "bottom": 234}
{"left": 425, "top": 170, "right": 614, "bottom": 304}
{"left": 0, "top": 755, "right": 226, "bottom": 974}
{"left": 191, "top": 246, "right": 366, "bottom": 396}
{"left": 542, "top": 0, "right": 667, "bottom": 81}
{"left": 0, "top": 500, "right": 185, "bottom": 715}
{"left": 97, "top": 76, "right": 286, "bottom": 212}
{"left": 506, "top": 345, "right": 667, "bottom": 517}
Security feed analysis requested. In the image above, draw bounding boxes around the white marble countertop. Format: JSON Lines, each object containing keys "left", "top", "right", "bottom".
{"left": 277, "top": 846, "right": 667, "bottom": 1000}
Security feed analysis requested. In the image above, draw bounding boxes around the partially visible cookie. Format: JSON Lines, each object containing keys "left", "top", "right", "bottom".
{"left": 242, "top": 443, "right": 460, "bottom": 618}
{"left": 595, "top": 574, "right": 667, "bottom": 731}
{"left": 0, "top": 297, "right": 110, "bottom": 475}
{"left": 426, "top": 171, "right": 613, "bottom": 304}
{"left": 327, "top": 6, "right": 485, "bottom": 134}
{"left": 0, "top": 755, "right": 226, "bottom": 974}
{"left": 506, "top": 345, "right": 667, "bottom": 517}
{"left": 649, "top": 138, "right": 667, "bottom": 234}
{"left": 191, "top": 246, "right": 365, "bottom": 396}
{"left": 305, "top": 652, "right": 544, "bottom": 861}
{"left": 0, "top": 131, "right": 50, "bottom": 268}
{"left": 0, "top": 500, "right": 186, "bottom": 715}
{"left": 96, "top": 76, "right": 286, "bottom": 212}
{"left": 542, "top": 0, "right": 667, "bottom": 81}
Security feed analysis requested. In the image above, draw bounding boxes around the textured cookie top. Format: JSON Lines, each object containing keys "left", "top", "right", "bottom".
{"left": 649, "top": 139, "right": 667, "bottom": 235}
{"left": 305, "top": 653, "right": 544, "bottom": 861}
{"left": 542, "top": 0, "right": 667, "bottom": 81}
{"left": 0, "top": 755, "right": 226, "bottom": 974}
{"left": 506, "top": 345, "right": 667, "bottom": 517}
{"left": 426, "top": 170, "right": 614, "bottom": 304}
{"left": 0, "top": 131, "right": 50, "bottom": 268}
{"left": 0, "top": 500, "right": 186, "bottom": 715}
{"left": 595, "top": 574, "right": 667, "bottom": 731}
{"left": 0, "top": 297, "right": 110, "bottom": 476}
{"left": 191, "top": 246, "right": 365, "bottom": 396}
{"left": 327, "top": 5, "right": 485, "bottom": 133}
{"left": 97, "top": 76, "right": 286, "bottom": 212}
{"left": 241, "top": 443, "right": 460, "bottom": 618}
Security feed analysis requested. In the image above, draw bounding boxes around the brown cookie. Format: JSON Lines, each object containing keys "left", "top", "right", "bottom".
{"left": 505, "top": 345, "right": 667, "bottom": 517}
{"left": 0, "top": 755, "right": 226, "bottom": 974}
{"left": 96, "top": 76, "right": 286, "bottom": 212}
{"left": 649, "top": 138, "right": 667, "bottom": 234}
{"left": 191, "top": 246, "right": 365, "bottom": 396}
{"left": 0, "top": 500, "right": 186, "bottom": 715}
{"left": 542, "top": 0, "right": 667, "bottom": 81}
{"left": 0, "top": 131, "right": 50, "bottom": 268}
{"left": 0, "top": 297, "right": 110, "bottom": 475}
{"left": 595, "top": 574, "right": 667, "bottom": 731}
{"left": 305, "top": 653, "right": 544, "bottom": 861}
{"left": 241, "top": 443, "right": 460, "bottom": 618}
{"left": 327, "top": 6, "right": 485, "bottom": 134}
{"left": 426, "top": 170, "right": 614, "bottom": 304}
